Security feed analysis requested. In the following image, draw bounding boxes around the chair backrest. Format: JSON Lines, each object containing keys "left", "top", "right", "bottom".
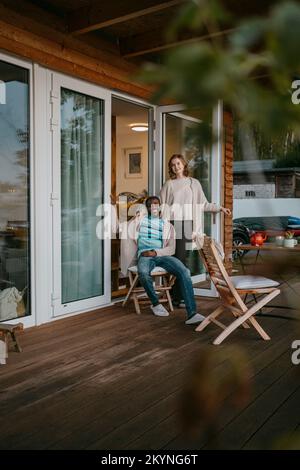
{"left": 199, "top": 236, "right": 247, "bottom": 313}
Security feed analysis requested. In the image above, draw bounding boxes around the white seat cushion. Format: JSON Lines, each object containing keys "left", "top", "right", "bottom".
{"left": 230, "top": 275, "right": 279, "bottom": 290}
{"left": 128, "top": 265, "right": 167, "bottom": 275}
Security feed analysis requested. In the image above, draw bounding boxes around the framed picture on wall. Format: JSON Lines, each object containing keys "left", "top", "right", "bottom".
{"left": 124, "top": 147, "right": 143, "bottom": 178}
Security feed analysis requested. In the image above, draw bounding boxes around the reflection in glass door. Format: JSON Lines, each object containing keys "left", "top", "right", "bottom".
{"left": 61, "top": 88, "right": 104, "bottom": 304}
{"left": 0, "top": 59, "right": 31, "bottom": 321}
{"left": 156, "top": 104, "right": 222, "bottom": 297}
{"left": 52, "top": 75, "right": 110, "bottom": 316}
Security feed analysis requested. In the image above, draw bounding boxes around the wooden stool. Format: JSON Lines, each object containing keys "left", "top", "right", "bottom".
{"left": 122, "top": 266, "right": 176, "bottom": 315}
{"left": 0, "top": 323, "right": 23, "bottom": 365}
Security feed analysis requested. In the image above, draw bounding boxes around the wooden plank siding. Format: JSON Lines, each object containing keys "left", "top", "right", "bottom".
{"left": 0, "top": 3, "right": 153, "bottom": 99}
{"left": 223, "top": 110, "right": 234, "bottom": 272}
{"left": 0, "top": 286, "right": 299, "bottom": 450}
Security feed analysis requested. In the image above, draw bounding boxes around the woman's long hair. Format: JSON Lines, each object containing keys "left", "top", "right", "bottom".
{"left": 168, "top": 154, "right": 189, "bottom": 179}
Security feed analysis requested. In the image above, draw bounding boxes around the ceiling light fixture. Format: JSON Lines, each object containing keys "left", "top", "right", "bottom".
{"left": 130, "top": 123, "right": 148, "bottom": 132}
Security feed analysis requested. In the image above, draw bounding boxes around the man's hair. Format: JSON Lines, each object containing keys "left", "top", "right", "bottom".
{"left": 145, "top": 196, "right": 160, "bottom": 209}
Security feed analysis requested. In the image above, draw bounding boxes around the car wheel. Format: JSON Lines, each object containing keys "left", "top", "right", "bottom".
{"left": 232, "top": 233, "right": 249, "bottom": 260}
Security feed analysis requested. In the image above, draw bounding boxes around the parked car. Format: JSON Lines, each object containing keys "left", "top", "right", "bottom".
{"left": 233, "top": 216, "right": 300, "bottom": 241}
{"left": 232, "top": 222, "right": 251, "bottom": 259}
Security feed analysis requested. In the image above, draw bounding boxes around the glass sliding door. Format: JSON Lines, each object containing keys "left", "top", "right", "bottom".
{"left": 52, "top": 74, "right": 110, "bottom": 316}
{"left": 0, "top": 58, "right": 31, "bottom": 321}
{"left": 61, "top": 88, "right": 104, "bottom": 304}
{"left": 156, "top": 104, "right": 222, "bottom": 297}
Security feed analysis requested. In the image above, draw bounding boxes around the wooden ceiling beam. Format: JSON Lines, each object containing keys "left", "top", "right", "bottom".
{"left": 116, "top": 0, "right": 276, "bottom": 57}
{"left": 0, "top": 2, "right": 134, "bottom": 73}
{"left": 0, "top": 16, "right": 153, "bottom": 100}
{"left": 120, "top": 27, "right": 234, "bottom": 58}
{"left": 68, "top": 0, "right": 185, "bottom": 35}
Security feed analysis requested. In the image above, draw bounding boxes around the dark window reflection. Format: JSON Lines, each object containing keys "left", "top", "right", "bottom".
{"left": 0, "top": 60, "right": 30, "bottom": 321}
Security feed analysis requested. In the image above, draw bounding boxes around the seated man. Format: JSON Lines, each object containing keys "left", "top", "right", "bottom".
{"left": 122, "top": 195, "right": 205, "bottom": 324}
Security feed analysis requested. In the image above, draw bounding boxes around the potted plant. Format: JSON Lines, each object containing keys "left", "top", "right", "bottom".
{"left": 283, "top": 231, "right": 295, "bottom": 248}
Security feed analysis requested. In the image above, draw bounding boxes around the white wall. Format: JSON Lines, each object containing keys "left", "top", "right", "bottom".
{"left": 234, "top": 198, "right": 300, "bottom": 219}
{"left": 234, "top": 183, "right": 275, "bottom": 199}
{"left": 116, "top": 116, "right": 148, "bottom": 195}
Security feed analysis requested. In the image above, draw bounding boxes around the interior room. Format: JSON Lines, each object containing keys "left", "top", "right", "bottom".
{"left": 111, "top": 97, "right": 151, "bottom": 297}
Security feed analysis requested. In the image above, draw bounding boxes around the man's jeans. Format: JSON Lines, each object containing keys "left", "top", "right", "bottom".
{"left": 137, "top": 255, "right": 197, "bottom": 319}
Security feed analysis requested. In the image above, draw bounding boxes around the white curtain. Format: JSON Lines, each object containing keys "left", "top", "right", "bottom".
{"left": 61, "top": 89, "right": 104, "bottom": 303}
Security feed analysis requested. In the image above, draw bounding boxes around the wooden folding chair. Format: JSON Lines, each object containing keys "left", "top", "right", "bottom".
{"left": 196, "top": 236, "right": 280, "bottom": 345}
{"left": 122, "top": 266, "right": 176, "bottom": 315}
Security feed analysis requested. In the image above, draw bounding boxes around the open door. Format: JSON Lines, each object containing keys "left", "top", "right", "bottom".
{"left": 155, "top": 103, "right": 223, "bottom": 297}
{"left": 110, "top": 96, "right": 153, "bottom": 299}
{"left": 51, "top": 73, "right": 111, "bottom": 316}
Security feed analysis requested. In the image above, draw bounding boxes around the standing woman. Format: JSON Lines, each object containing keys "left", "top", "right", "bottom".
{"left": 160, "top": 154, "right": 231, "bottom": 305}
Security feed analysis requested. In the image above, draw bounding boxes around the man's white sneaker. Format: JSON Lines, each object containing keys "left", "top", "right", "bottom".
{"left": 185, "top": 313, "right": 206, "bottom": 325}
{"left": 151, "top": 304, "right": 169, "bottom": 317}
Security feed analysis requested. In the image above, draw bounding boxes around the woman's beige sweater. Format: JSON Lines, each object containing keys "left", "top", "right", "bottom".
{"left": 159, "top": 177, "right": 221, "bottom": 236}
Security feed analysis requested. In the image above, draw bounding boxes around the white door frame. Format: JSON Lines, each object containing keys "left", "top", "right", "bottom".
{"left": 51, "top": 72, "right": 111, "bottom": 317}
{"left": 0, "top": 51, "right": 36, "bottom": 327}
{"left": 154, "top": 102, "right": 223, "bottom": 297}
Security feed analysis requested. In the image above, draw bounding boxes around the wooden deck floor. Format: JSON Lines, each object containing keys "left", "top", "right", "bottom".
{"left": 0, "top": 289, "right": 300, "bottom": 450}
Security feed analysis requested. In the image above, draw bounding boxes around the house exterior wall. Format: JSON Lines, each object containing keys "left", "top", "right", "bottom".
{"left": 275, "top": 174, "right": 296, "bottom": 198}
{"left": 0, "top": 14, "right": 234, "bottom": 324}
{"left": 234, "top": 174, "right": 300, "bottom": 199}
{"left": 223, "top": 111, "right": 233, "bottom": 271}
{"left": 234, "top": 183, "right": 275, "bottom": 199}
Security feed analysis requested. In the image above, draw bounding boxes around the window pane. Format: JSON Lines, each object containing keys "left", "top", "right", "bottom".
{"left": 0, "top": 60, "right": 30, "bottom": 321}
{"left": 61, "top": 88, "right": 104, "bottom": 304}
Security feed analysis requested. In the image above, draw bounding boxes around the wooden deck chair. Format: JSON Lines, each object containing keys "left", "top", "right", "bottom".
{"left": 196, "top": 236, "right": 280, "bottom": 345}
{"left": 122, "top": 266, "right": 176, "bottom": 315}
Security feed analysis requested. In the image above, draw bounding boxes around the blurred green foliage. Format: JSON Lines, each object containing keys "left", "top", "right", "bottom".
{"left": 139, "top": 1, "right": 300, "bottom": 448}
{"left": 140, "top": 0, "right": 300, "bottom": 146}
{"left": 179, "top": 345, "right": 252, "bottom": 446}
{"left": 234, "top": 119, "right": 300, "bottom": 163}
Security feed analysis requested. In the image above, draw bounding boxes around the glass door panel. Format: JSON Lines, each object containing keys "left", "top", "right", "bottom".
{"left": 61, "top": 88, "right": 104, "bottom": 304}
{"left": 0, "top": 59, "right": 31, "bottom": 321}
{"left": 52, "top": 74, "right": 110, "bottom": 316}
{"left": 163, "top": 111, "right": 212, "bottom": 281}
{"left": 156, "top": 104, "right": 222, "bottom": 297}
